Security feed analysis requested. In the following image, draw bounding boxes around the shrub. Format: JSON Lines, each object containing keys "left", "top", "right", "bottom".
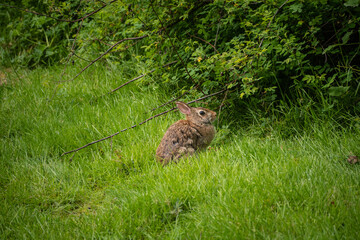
{"left": 1, "top": 0, "right": 359, "bottom": 126}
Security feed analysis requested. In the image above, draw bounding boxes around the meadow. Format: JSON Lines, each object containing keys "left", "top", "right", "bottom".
{"left": 1, "top": 64, "right": 360, "bottom": 239}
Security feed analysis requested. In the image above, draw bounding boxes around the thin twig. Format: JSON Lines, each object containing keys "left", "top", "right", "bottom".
{"left": 150, "top": 89, "right": 192, "bottom": 112}
{"left": 54, "top": 6, "right": 184, "bottom": 88}
{"left": 187, "top": 88, "right": 227, "bottom": 104}
{"left": 50, "top": 36, "right": 143, "bottom": 101}
{"left": 110, "top": 73, "right": 151, "bottom": 93}
{"left": 72, "top": 52, "right": 92, "bottom": 62}
{"left": 67, "top": 35, "right": 149, "bottom": 83}
{"left": 61, "top": 131, "right": 122, "bottom": 157}
{"left": 107, "top": 60, "right": 177, "bottom": 94}
{"left": 110, "top": 136, "right": 113, "bottom": 152}
{"left": 54, "top": 15, "right": 184, "bottom": 99}
{"left": 69, "top": 152, "right": 76, "bottom": 163}
{"left": 189, "top": 34, "right": 219, "bottom": 54}
{"left": 61, "top": 88, "right": 227, "bottom": 157}
{"left": 93, "top": 38, "right": 114, "bottom": 47}
{"left": 150, "top": 84, "right": 201, "bottom": 112}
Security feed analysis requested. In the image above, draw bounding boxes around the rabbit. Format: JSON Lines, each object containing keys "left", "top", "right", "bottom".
{"left": 156, "top": 101, "right": 216, "bottom": 165}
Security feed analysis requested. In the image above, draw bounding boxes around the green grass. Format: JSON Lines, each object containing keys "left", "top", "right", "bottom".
{"left": 1, "top": 65, "right": 360, "bottom": 239}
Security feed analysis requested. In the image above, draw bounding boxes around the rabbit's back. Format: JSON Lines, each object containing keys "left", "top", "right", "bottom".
{"left": 156, "top": 120, "right": 200, "bottom": 164}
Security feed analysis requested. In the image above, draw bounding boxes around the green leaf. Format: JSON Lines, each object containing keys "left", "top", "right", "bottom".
{"left": 328, "top": 86, "right": 350, "bottom": 97}
{"left": 342, "top": 31, "right": 353, "bottom": 44}
{"left": 344, "top": 0, "right": 360, "bottom": 7}
{"left": 45, "top": 50, "right": 55, "bottom": 57}
{"left": 289, "top": 3, "right": 303, "bottom": 13}
{"left": 322, "top": 74, "right": 337, "bottom": 89}
{"left": 303, "top": 75, "right": 315, "bottom": 84}
{"left": 227, "top": 82, "right": 238, "bottom": 89}
{"left": 322, "top": 45, "right": 336, "bottom": 54}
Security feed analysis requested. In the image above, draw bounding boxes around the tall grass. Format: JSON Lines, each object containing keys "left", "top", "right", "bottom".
{"left": 1, "top": 65, "right": 360, "bottom": 239}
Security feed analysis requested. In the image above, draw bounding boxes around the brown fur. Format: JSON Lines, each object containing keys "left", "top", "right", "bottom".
{"left": 156, "top": 102, "right": 216, "bottom": 165}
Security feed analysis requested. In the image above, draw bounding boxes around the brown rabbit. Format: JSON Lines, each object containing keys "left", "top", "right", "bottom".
{"left": 156, "top": 101, "right": 216, "bottom": 165}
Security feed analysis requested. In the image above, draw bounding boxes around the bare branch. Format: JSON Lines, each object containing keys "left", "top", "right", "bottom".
{"left": 107, "top": 61, "right": 177, "bottom": 94}
{"left": 61, "top": 131, "right": 121, "bottom": 157}
{"left": 72, "top": 52, "right": 92, "bottom": 62}
{"left": 187, "top": 88, "right": 227, "bottom": 104}
{"left": 51, "top": 6, "right": 185, "bottom": 87}
{"left": 66, "top": 35, "right": 149, "bottom": 83}
{"left": 111, "top": 73, "right": 150, "bottom": 93}
{"left": 61, "top": 88, "right": 227, "bottom": 157}
{"left": 150, "top": 85, "right": 200, "bottom": 112}
{"left": 150, "top": 90, "right": 190, "bottom": 112}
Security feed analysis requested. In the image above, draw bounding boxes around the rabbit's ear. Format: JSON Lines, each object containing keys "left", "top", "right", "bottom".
{"left": 176, "top": 102, "right": 191, "bottom": 115}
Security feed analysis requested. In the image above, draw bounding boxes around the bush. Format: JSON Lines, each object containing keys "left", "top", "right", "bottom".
{"left": 1, "top": 0, "right": 359, "bottom": 126}
{"left": 0, "top": 0, "right": 87, "bottom": 67}
{"left": 75, "top": 0, "right": 360, "bottom": 120}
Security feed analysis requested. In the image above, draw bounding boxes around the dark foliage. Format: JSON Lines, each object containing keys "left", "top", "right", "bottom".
{"left": 1, "top": 0, "right": 359, "bottom": 125}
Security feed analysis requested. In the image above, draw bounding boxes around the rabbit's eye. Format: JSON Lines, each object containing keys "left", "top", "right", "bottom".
{"left": 199, "top": 110, "right": 206, "bottom": 116}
